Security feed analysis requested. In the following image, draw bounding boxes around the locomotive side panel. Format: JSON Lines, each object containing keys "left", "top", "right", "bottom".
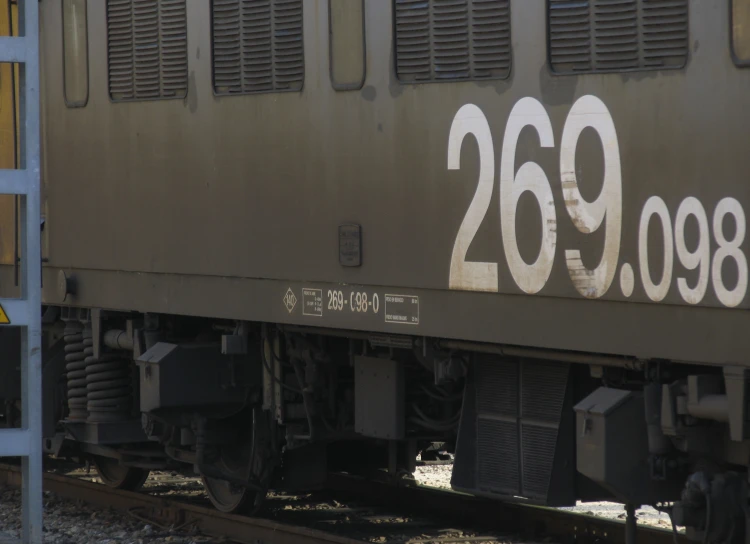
{"left": 24, "top": 1, "right": 750, "bottom": 365}
{"left": 0, "top": 4, "right": 747, "bottom": 539}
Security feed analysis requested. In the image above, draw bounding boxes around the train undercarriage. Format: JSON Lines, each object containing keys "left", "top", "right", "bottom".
{"left": 0, "top": 306, "right": 748, "bottom": 543}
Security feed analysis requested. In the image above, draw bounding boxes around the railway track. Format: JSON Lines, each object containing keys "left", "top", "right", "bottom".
{"left": 0, "top": 463, "right": 688, "bottom": 544}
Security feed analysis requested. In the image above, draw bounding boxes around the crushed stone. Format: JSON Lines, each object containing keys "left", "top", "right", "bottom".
{"left": 0, "top": 485, "right": 220, "bottom": 544}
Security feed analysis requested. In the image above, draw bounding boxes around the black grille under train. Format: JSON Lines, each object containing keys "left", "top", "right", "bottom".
{"left": 451, "top": 355, "right": 574, "bottom": 505}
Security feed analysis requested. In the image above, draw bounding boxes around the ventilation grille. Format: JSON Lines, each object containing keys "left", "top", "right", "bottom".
{"left": 594, "top": 0, "right": 638, "bottom": 71}
{"left": 549, "top": 0, "right": 688, "bottom": 74}
{"left": 521, "top": 361, "right": 569, "bottom": 422}
{"left": 477, "top": 419, "right": 518, "bottom": 494}
{"left": 211, "top": 0, "right": 304, "bottom": 95}
{"left": 476, "top": 357, "right": 517, "bottom": 416}
{"left": 474, "top": 357, "right": 569, "bottom": 501}
{"left": 107, "top": 0, "right": 188, "bottom": 101}
{"left": 641, "top": 0, "right": 689, "bottom": 67}
{"left": 395, "top": 0, "right": 511, "bottom": 83}
{"left": 521, "top": 425, "right": 558, "bottom": 498}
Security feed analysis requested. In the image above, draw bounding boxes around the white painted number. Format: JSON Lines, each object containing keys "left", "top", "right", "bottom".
{"left": 445, "top": 98, "right": 748, "bottom": 309}
{"left": 712, "top": 198, "right": 748, "bottom": 308}
{"left": 560, "top": 95, "right": 623, "bottom": 299}
{"left": 500, "top": 98, "right": 557, "bottom": 294}
{"left": 447, "top": 104, "right": 498, "bottom": 292}
{"left": 327, "top": 290, "right": 344, "bottom": 311}
{"left": 639, "top": 197, "right": 674, "bottom": 303}
{"left": 675, "top": 197, "right": 710, "bottom": 305}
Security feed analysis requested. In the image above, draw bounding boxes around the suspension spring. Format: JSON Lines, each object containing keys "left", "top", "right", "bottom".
{"left": 64, "top": 321, "right": 87, "bottom": 421}
{"left": 84, "top": 327, "right": 133, "bottom": 423}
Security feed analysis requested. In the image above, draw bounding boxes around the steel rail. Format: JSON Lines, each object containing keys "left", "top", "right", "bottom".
{"left": 0, "top": 464, "right": 361, "bottom": 544}
{"left": 325, "top": 473, "right": 689, "bottom": 544}
{"left": 0, "top": 462, "right": 690, "bottom": 544}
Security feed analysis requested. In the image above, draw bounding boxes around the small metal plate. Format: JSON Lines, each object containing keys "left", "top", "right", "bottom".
{"left": 339, "top": 224, "right": 362, "bottom": 267}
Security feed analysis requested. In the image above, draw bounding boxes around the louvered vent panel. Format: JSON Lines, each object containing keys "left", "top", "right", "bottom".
{"left": 549, "top": 0, "right": 592, "bottom": 72}
{"left": 477, "top": 419, "right": 519, "bottom": 494}
{"left": 395, "top": 0, "right": 510, "bottom": 83}
{"left": 241, "top": 0, "right": 273, "bottom": 92}
{"left": 212, "top": 0, "right": 303, "bottom": 94}
{"left": 273, "top": 0, "right": 304, "bottom": 90}
{"left": 476, "top": 358, "right": 518, "bottom": 416}
{"left": 211, "top": 0, "right": 242, "bottom": 93}
{"left": 521, "top": 425, "right": 558, "bottom": 499}
{"left": 212, "top": 0, "right": 242, "bottom": 92}
{"left": 471, "top": 0, "right": 511, "bottom": 79}
{"left": 107, "top": 0, "right": 188, "bottom": 101}
{"left": 133, "top": 0, "right": 160, "bottom": 99}
{"left": 549, "top": 0, "right": 687, "bottom": 73}
{"left": 521, "top": 362, "right": 568, "bottom": 422}
{"left": 395, "top": 0, "right": 431, "bottom": 81}
{"left": 594, "top": 0, "right": 638, "bottom": 70}
{"left": 641, "top": 0, "right": 688, "bottom": 68}
{"left": 108, "top": 0, "right": 135, "bottom": 100}
{"left": 160, "top": 0, "right": 189, "bottom": 97}
{"left": 433, "top": 0, "right": 469, "bottom": 80}
{"left": 473, "top": 358, "right": 569, "bottom": 502}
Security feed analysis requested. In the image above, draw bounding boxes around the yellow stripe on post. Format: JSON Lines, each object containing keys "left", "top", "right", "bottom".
{"left": 0, "top": 0, "right": 17, "bottom": 266}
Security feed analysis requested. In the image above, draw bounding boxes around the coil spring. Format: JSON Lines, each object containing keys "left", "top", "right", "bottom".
{"left": 64, "top": 321, "right": 87, "bottom": 421}
{"left": 84, "top": 327, "right": 133, "bottom": 423}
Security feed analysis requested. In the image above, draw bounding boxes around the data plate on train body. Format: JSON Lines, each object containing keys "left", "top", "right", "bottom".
{"left": 281, "top": 284, "right": 420, "bottom": 329}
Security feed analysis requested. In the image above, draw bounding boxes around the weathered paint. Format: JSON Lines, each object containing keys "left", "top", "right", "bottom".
{"left": 15, "top": 1, "right": 750, "bottom": 364}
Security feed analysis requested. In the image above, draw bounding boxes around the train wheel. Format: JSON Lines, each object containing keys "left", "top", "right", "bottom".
{"left": 201, "top": 407, "right": 272, "bottom": 514}
{"left": 93, "top": 456, "right": 150, "bottom": 491}
{"left": 201, "top": 461, "right": 254, "bottom": 514}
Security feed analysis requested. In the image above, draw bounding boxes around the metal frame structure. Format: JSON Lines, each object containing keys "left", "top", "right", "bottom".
{"left": 0, "top": 0, "right": 42, "bottom": 542}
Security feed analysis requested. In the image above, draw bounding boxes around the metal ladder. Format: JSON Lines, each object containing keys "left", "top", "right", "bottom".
{"left": 0, "top": 0, "right": 42, "bottom": 542}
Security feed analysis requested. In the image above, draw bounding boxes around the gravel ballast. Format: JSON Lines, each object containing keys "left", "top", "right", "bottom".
{"left": 0, "top": 486, "right": 214, "bottom": 544}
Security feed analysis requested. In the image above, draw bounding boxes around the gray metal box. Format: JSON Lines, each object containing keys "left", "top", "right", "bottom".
{"left": 574, "top": 387, "right": 649, "bottom": 502}
{"left": 136, "top": 342, "right": 245, "bottom": 413}
{"left": 354, "top": 356, "right": 404, "bottom": 439}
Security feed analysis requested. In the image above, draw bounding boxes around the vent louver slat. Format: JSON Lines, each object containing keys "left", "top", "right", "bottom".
{"left": 549, "top": 0, "right": 687, "bottom": 73}
{"left": 107, "top": 0, "right": 188, "bottom": 101}
{"left": 395, "top": 0, "right": 511, "bottom": 83}
{"left": 212, "top": 0, "right": 304, "bottom": 95}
